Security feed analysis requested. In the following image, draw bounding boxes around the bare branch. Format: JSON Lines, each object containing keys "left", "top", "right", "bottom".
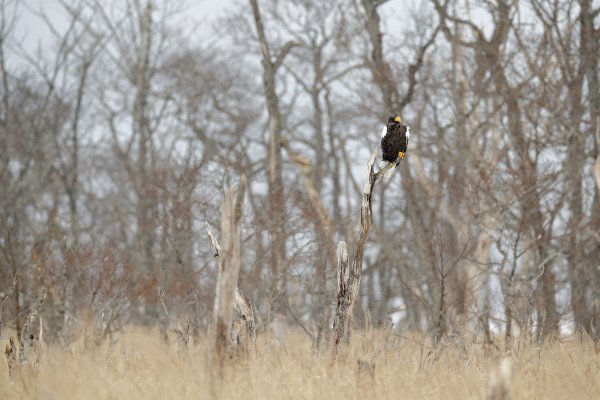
{"left": 398, "top": 25, "right": 441, "bottom": 110}
{"left": 273, "top": 39, "right": 303, "bottom": 71}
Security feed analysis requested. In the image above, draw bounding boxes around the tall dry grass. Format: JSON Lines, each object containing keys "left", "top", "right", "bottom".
{"left": 1, "top": 328, "right": 599, "bottom": 399}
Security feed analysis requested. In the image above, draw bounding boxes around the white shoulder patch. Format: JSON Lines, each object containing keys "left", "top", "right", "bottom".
{"left": 380, "top": 125, "right": 387, "bottom": 138}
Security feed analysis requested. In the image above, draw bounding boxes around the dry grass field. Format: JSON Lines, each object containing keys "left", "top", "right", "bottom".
{"left": 1, "top": 328, "right": 599, "bottom": 399}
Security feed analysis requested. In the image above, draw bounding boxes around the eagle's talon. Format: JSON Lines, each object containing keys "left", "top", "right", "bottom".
{"left": 398, "top": 152, "right": 405, "bottom": 160}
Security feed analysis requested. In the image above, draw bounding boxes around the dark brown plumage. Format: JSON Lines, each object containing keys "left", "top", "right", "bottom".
{"left": 381, "top": 115, "right": 409, "bottom": 164}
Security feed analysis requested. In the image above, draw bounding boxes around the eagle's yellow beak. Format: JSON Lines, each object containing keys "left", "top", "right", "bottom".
{"left": 394, "top": 116, "right": 401, "bottom": 123}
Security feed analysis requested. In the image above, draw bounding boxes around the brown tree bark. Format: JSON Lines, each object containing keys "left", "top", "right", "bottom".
{"left": 564, "top": 1, "right": 590, "bottom": 337}
{"left": 578, "top": 0, "right": 600, "bottom": 338}
{"left": 249, "top": 0, "right": 301, "bottom": 312}
{"left": 134, "top": 1, "right": 156, "bottom": 273}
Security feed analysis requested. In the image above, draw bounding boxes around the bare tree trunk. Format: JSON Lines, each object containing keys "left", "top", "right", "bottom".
{"left": 206, "top": 220, "right": 256, "bottom": 356}
{"left": 361, "top": 0, "right": 398, "bottom": 113}
{"left": 134, "top": 1, "right": 155, "bottom": 273}
{"left": 324, "top": 91, "right": 343, "bottom": 233}
{"left": 333, "top": 240, "right": 351, "bottom": 352}
{"left": 207, "top": 177, "right": 253, "bottom": 395}
{"left": 310, "top": 59, "right": 329, "bottom": 349}
{"left": 565, "top": 45, "right": 587, "bottom": 336}
{"left": 504, "top": 301, "right": 513, "bottom": 353}
{"left": 249, "top": 0, "right": 300, "bottom": 312}
{"left": 18, "top": 287, "right": 46, "bottom": 366}
{"left": 332, "top": 148, "right": 395, "bottom": 354}
{"left": 433, "top": 250, "right": 447, "bottom": 345}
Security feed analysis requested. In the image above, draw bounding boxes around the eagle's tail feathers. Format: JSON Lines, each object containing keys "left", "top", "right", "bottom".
{"left": 378, "top": 161, "right": 389, "bottom": 170}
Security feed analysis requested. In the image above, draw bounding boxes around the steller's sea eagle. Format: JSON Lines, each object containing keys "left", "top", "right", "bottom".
{"left": 380, "top": 114, "right": 410, "bottom": 177}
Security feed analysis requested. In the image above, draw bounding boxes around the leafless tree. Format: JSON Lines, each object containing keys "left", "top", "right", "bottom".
{"left": 0, "top": 0, "right": 598, "bottom": 350}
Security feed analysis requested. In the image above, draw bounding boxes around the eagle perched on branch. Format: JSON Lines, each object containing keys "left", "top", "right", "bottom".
{"left": 380, "top": 114, "right": 410, "bottom": 177}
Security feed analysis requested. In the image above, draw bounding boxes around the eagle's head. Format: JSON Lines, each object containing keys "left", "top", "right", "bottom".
{"left": 388, "top": 115, "right": 402, "bottom": 124}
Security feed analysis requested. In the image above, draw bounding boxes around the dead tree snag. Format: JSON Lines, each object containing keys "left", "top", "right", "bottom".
{"left": 207, "top": 176, "right": 255, "bottom": 382}
{"left": 19, "top": 287, "right": 46, "bottom": 366}
{"left": 332, "top": 148, "right": 397, "bottom": 354}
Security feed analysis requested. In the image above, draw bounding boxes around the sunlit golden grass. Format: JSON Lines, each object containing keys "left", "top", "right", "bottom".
{"left": 1, "top": 328, "right": 599, "bottom": 399}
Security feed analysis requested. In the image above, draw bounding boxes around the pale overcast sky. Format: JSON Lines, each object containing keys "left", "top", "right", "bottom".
{"left": 13, "top": 0, "right": 234, "bottom": 57}
{"left": 13, "top": 0, "right": 442, "bottom": 51}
